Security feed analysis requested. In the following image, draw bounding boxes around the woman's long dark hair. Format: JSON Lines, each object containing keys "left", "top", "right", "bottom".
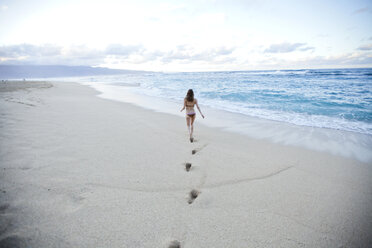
{"left": 186, "top": 89, "right": 194, "bottom": 102}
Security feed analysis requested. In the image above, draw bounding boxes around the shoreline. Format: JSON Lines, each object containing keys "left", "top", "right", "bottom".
{"left": 83, "top": 81, "right": 372, "bottom": 163}
{"left": 1, "top": 81, "right": 371, "bottom": 247}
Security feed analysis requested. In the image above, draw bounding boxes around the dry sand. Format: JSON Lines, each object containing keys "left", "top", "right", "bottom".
{"left": 0, "top": 81, "right": 371, "bottom": 248}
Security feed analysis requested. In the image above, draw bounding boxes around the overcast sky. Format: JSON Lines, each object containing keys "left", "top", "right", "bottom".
{"left": 0, "top": 0, "right": 371, "bottom": 71}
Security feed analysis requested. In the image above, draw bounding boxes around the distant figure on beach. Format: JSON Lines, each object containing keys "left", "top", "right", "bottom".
{"left": 180, "top": 89, "right": 204, "bottom": 142}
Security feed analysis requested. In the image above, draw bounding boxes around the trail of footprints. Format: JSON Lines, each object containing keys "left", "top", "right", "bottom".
{"left": 168, "top": 141, "right": 294, "bottom": 247}
{"left": 185, "top": 143, "right": 207, "bottom": 204}
{"left": 169, "top": 142, "right": 207, "bottom": 248}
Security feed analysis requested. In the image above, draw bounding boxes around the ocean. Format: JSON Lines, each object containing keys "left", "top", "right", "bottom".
{"left": 70, "top": 68, "right": 372, "bottom": 135}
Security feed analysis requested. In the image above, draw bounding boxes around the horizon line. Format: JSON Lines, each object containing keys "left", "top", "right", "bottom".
{"left": 0, "top": 64, "right": 371, "bottom": 74}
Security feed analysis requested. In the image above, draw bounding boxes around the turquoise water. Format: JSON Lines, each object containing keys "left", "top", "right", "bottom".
{"left": 76, "top": 68, "right": 372, "bottom": 135}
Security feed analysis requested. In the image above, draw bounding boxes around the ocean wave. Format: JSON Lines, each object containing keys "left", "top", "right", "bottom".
{"left": 201, "top": 98, "right": 372, "bottom": 135}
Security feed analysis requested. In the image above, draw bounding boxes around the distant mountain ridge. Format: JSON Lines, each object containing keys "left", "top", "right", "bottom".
{"left": 0, "top": 65, "right": 144, "bottom": 79}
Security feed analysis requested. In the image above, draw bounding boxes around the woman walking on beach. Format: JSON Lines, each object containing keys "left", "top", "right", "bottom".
{"left": 180, "top": 89, "right": 204, "bottom": 142}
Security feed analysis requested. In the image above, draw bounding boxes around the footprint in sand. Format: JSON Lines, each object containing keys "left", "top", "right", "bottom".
{"left": 191, "top": 144, "right": 208, "bottom": 155}
{"left": 168, "top": 240, "right": 181, "bottom": 248}
{"left": 185, "top": 163, "right": 192, "bottom": 171}
{"left": 188, "top": 189, "right": 200, "bottom": 204}
{"left": 0, "top": 203, "right": 10, "bottom": 214}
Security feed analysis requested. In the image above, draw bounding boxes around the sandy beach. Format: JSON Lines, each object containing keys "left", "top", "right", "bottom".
{"left": 0, "top": 81, "right": 371, "bottom": 247}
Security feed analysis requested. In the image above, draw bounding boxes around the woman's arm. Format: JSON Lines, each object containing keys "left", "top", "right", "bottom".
{"left": 195, "top": 99, "right": 205, "bottom": 118}
{"left": 180, "top": 99, "right": 186, "bottom": 112}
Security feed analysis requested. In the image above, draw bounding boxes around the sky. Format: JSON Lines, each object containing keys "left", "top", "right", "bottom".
{"left": 0, "top": 0, "right": 371, "bottom": 72}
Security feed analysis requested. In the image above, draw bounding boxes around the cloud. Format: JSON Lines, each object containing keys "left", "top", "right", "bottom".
{"left": 264, "top": 42, "right": 314, "bottom": 53}
{"left": 105, "top": 44, "right": 144, "bottom": 56}
{"left": 1, "top": 43, "right": 370, "bottom": 71}
{"left": 0, "top": 43, "right": 147, "bottom": 62}
{"left": 110, "top": 45, "right": 236, "bottom": 64}
{"left": 0, "top": 43, "right": 236, "bottom": 67}
{"left": 304, "top": 53, "right": 372, "bottom": 66}
{"left": 0, "top": 44, "right": 105, "bottom": 66}
{"left": 358, "top": 43, "right": 372, "bottom": 51}
{"left": 265, "top": 52, "right": 372, "bottom": 69}
{"left": 316, "top": 34, "right": 329, "bottom": 38}
{"left": 1, "top": 5, "right": 8, "bottom": 11}
{"left": 103, "top": 45, "right": 235, "bottom": 65}
{"left": 299, "top": 46, "right": 315, "bottom": 52}
{"left": 160, "top": 46, "right": 235, "bottom": 63}
{"left": 0, "top": 44, "right": 62, "bottom": 57}
{"left": 352, "top": 7, "right": 370, "bottom": 14}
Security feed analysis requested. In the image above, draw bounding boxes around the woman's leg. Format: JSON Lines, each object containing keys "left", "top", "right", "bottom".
{"left": 186, "top": 116, "right": 191, "bottom": 136}
{"left": 190, "top": 115, "right": 196, "bottom": 138}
